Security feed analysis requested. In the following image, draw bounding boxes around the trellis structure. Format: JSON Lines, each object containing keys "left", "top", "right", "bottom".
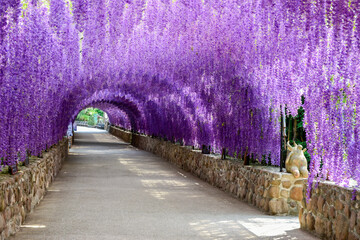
{"left": 0, "top": 0, "right": 359, "bottom": 193}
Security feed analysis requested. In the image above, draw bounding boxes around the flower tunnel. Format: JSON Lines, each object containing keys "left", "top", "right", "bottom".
{"left": 1, "top": 0, "right": 360, "bottom": 191}
{"left": 70, "top": 90, "right": 144, "bottom": 131}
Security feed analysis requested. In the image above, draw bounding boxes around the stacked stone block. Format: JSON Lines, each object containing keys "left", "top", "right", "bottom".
{"left": 109, "top": 127, "right": 132, "bottom": 143}
{"left": 111, "top": 126, "right": 305, "bottom": 216}
{"left": 300, "top": 181, "right": 360, "bottom": 240}
{"left": 0, "top": 139, "right": 68, "bottom": 239}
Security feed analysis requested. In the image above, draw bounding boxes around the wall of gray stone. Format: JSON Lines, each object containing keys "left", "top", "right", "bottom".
{"left": 0, "top": 138, "right": 68, "bottom": 239}
{"left": 300, "top": 181, "right": 360, "bottom": 240}
{"left": 109, "top": 126, "right": 132, "bottom": 143}
{"left": 110, "top": 126, "right": 305, "bottom": 216}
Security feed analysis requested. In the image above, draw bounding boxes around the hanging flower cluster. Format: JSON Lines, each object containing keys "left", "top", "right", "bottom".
{"left": 1, "top": 0, "right": 360, "bottom": 191}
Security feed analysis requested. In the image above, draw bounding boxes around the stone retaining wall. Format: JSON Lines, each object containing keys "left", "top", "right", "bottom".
{"left": 110, "top": 126, "right": 306, "bottom": 216}
{"left": 109, "top": 126, "right": 132, "bottom": 143}
{"left": 300, "top": 181, "right": 360, "bottom": 240}
{"left": 0, "top": 138, "right": 68, "bottom": 239}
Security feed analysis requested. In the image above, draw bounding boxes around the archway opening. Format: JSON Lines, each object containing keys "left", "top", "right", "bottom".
{"left": 75, "top": 107, "right": 109, "bottom": 129}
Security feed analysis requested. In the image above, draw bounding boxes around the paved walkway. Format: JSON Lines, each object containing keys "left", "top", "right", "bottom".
{"left": 10, "top": 127, "right": 318, "bottom": 240}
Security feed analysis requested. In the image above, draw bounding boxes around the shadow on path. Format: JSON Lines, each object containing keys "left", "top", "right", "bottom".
{"left": 10, "top": 126, "right": 318, "bottom": 240}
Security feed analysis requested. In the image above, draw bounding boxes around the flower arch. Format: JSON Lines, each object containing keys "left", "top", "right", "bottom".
{"left": 1, "top": 0, "right": 360, "bottom": 191}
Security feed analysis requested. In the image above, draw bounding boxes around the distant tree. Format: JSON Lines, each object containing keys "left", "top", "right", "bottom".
{"left": 76, "top": 108, "right": 104, "bottom": 125}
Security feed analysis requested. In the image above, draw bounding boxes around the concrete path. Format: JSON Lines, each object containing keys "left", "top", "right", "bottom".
{"left": 10, "top": 126, "right": 318, "bottom": 240}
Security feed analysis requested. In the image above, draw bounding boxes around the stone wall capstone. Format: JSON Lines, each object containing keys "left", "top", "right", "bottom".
{"left": 110, "top": 126, "right": 306, "bottom": 216}
{"left": 0, "top": 138, "right": 68, "bottom": 239}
